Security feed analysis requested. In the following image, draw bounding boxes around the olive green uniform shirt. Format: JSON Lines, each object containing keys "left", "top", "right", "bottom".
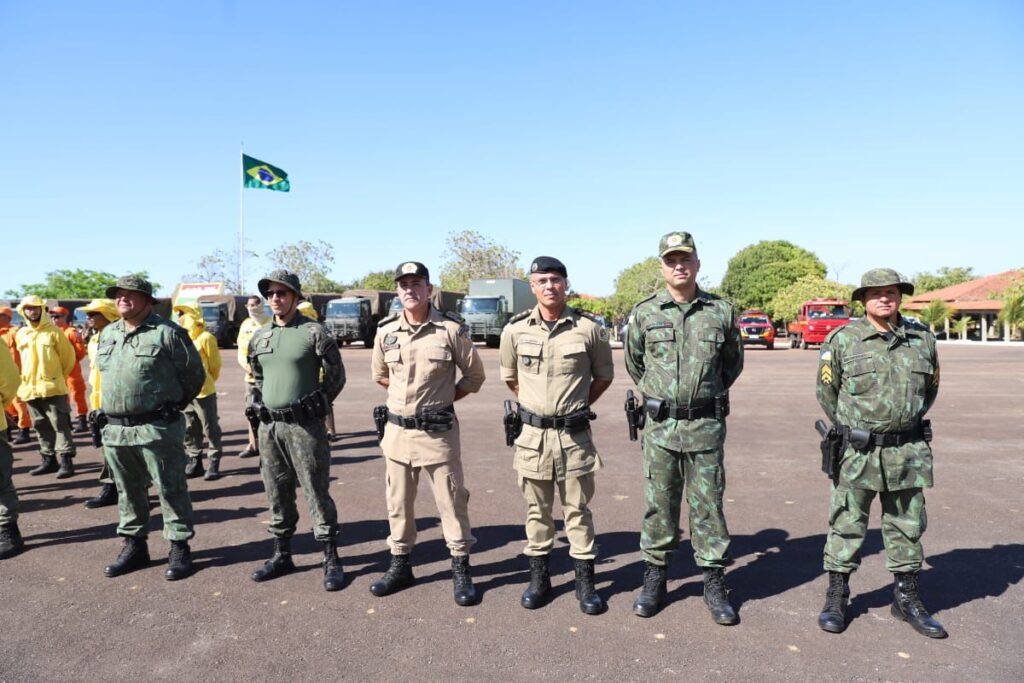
{"left": 499, "top": 306, "right": 614, "bottom": 481}
{"left": 248, "top": 313, "right": 345, "bottom": 409}
{"left": 625, "top": 288, "right": 743, "bottom": 452}
{"left": 816, "top": 315, "right": 939, "bottom": 491}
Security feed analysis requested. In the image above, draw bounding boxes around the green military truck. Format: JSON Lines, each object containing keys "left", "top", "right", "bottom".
{"left": 459, "top": 278, "right": 532, "bottom": 347}
{"left": 387, "top": 289, "right": 464, "bottom": 317}
{"left": 324, "top": 289, "right": 397, "bottom": 347}
{"left": 196, "top": 295, "right": 249, "bottom": 348}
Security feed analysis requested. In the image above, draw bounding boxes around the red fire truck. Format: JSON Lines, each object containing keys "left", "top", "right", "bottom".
{"left": 787, "top": 298, "right": 851, "bottom": 349}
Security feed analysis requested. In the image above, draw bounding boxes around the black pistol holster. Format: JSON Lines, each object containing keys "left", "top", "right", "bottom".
{"left": 88, "top": 410, "right": 108, "bottom": 448}
{"left": 503, "top": 400, "right": 523, "bottom": 447}
{"left": 372, "top": 405, "right": 388, "bottom": 441}
{"left": 815, "top": 419, "right": 844, "bottom": 483}
{"left": 624, "top": 390, "right": 645, "bottom": 442}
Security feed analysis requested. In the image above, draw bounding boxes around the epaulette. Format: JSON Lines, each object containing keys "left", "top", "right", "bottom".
{"left": 823, "top": 323, "right": 853, "bottom": 345}
{"left": 629, "top": 292, "right": 658, "bottom": 317}
{"left": 442, "top": 310, "right": 465, "bottom": 324}
{"left": 573, "top": 307, "right": 598, "bottom": 322}
{"left": 377, "top": 312, "right": 399, "bottom": 328}
{"left": 902, "top": 315, "right": 929, "bottom": 332}
{"left": 508, "top": 309, "right": 532, "bottom": 325}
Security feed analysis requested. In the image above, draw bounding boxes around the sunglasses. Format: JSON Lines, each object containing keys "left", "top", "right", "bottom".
{"left": 265, "top": 289, "right": 291, "bottom": 299}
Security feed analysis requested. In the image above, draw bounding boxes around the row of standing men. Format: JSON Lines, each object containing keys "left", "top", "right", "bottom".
{"left": 0, "top": 230, "right": 946, "bottom": 638}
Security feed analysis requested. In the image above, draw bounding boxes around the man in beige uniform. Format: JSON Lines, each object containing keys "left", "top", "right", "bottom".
{"left": 370, "top": 261, "right": 486, "bottom": 606}
{"left": 499, "top": 256, "right": 614, "bottom": 614}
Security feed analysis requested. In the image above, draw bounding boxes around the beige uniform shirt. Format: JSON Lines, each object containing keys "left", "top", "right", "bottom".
{"left": 372, "top": 307, "right": 486, "bottom": 466}
{"left": 499, "top": 306, "right": 614, "bottom": 481}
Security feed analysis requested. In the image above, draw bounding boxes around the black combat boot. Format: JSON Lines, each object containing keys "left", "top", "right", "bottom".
{"left": 520, "top": 555, "right": 551, "bottom": 609}
{"left": 238, "top": 446, "right": 258, "bottom": 459}
{"left": 185, "top": 456, "right": 204, "bottom": 479}
{"left": 322, "top": 540, "right": 345, "bottom": 592}
{"left": 251, "top": 537, "right": 296, "bottom": 582}
{"left": 73, "top": 415, "right": 89, "bottom": 433}
{"left": 0, "top": 522, "right": 25, "bottom": 560}
{"left": 85, "top": 483, "right": 118, "bottom": 509}
{"left": 29, "top": 455, "right": 59, "bottom": 476}
{"left": 104, "top": 537, "right": 150, "bottom": 577}
{"left": 370, "top": 554, "right": 415, "bottom": 597}
{"left": 452, "top": 555, "right": 479, "bottom": 606}
{"left": 891, "top": 572, "right": 948, "bottom": 639}
{"left": 633, "top": 561, "right": 668, "bottom": 617}
{"left": 818, "top": 571, "right": 850, "bottom": 633}
{"left": 703, "top": 567, "right": 738, "bottom": 625}
{"left": 165, "top": 540, "right": 194, "bottom": 581}
{"left": 13, "top": 428, "right": 31, "bottom": 445}
{"left": 56, "top": 455, "right": 75, "bottom": 479}
{"left": 574, "top": 558, "right": 605, "bottom": 615}
{"left": 203, "top": 457, "right": 221, "bottom": 481}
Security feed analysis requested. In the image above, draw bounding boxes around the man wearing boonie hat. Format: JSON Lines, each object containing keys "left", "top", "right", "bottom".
{"left": 815, "top": 268, "right": 947, "bottom": 639}
{"left": 625, "top": 231, "right": 745, "bottom": 625}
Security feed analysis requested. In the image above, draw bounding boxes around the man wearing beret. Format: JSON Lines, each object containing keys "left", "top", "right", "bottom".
{"left": 816, "top": 269, "right": 947, "bottom": 638}
{"left": 499, "top": 256, "right": 614, "bottom": 614}
{"left": 247, "top": 270, "right": 347, "bottom": 592}
{"left": 370, "top": 261, "right": 486, "bottom": 606}
{"left": 96, "top": 276, "right": 205, "bottom": 581}
{"left": 625, "top": 232, "right": 744, "bottom": 625}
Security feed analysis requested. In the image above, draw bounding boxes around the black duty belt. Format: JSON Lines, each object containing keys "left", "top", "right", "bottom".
{"left": 258, "top": 405, "right": 315, "bottom": 425}
{"left": 518, "top": 407, "right": 595, "bottom": 431}
{"left": 105, "top": 409, "right": 176, "bottom": 427}
{"left": 387, "top": 406, "right": 455, "bottom": 433}
{"left": 872, "top": 428, "right": 925, "bottom": 447}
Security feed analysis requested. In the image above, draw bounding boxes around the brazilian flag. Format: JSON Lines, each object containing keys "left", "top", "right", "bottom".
{"left": 243, "top": 154, "right": 290, "bottom": 192}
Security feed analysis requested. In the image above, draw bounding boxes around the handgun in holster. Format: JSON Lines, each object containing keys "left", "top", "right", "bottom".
{"left": 814, "top": 419, "right": 844, "bottom": 483}
{"left": 87, "top": 410, "right": 108, "bottom": 449}
{"left": 714, "top": 392, "right": 730, "bottom": 420}
{"left": 244, "top": 404, "right": 262, "bottom": 432}
{"left": 624, "top": 390, "right": 646, "bottom": 442}
{"left": 372, "top": 405, "right": 388, "bottom": 441}
{"left": 503, "top": 400, "right": 523, "bottom": 447}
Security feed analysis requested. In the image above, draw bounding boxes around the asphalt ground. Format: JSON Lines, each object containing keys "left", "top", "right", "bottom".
{"left": 2, "top": 343, "right": 1022, "bottom": 682}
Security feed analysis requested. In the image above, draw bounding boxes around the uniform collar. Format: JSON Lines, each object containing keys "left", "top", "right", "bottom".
{"left": 526, "top": 304, "right": 576, "bottom": 329}
{"left": 657, "top": 286, "right": 711, "bottom": 307}
{"left": 272, "top": 312, "right": 311, "bottom": 329}
{"left": 396, "top": 306, "right": 444, "bottom": 332}
{"left": 853, "top": 315, "right": 917, "bottom": 341}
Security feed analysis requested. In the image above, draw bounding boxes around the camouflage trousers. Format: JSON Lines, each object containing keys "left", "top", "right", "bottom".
{"left": 520, "top": 472, "right": 595, "bottom": 560}
{"left": 104, "top": 416, "right": 195, "bottom": 541}
{"left": 824, "top": 485, "right": 927, "bottom": 573}
{"left": 259, "top": 419, "right": 338, "bottom": 542}
{"left": 26, "top": 395, "right": 76, "bottom": 458}
{"left": 0, "top": 428, "right": 19, "bottom": 526}
{"left": 641, "top": 441, "right": 731, "bottom": 568}
{"left": 184, "top": 394, "right": 223, "bottom": 462}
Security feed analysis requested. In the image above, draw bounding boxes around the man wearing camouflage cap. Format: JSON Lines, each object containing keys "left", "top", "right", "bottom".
{"left": 499, "top": 256, "right": 614, "bottom": 614}
{"left": 96, "top": 275, "right": 206, "bottom": 581}
{"left": 815, "top": 268, "right": 947, "bottom": 638}
{"left": 625, "top": 232, "right": 744, "bottom": 625}
{"left": 247, "top": 270, "right": 347, "bottom": 592}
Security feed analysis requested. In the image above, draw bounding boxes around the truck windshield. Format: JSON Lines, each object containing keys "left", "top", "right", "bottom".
{"left": 390, "top": 299, "right": 403, "bottom": 313}
{"left": 740, "top": 316, "right": 769, "bottom": 325}
{"left": 806, "top": 306, "right": 849, "bottom": 319}
{"left": 461, "top": 298, "right": 499, "bottom": 314}
{"left": 327, "top": 301, "right": 361, "bottom": 317}
{"left": 201, "top": 306, "right": 222, "bottom": 322}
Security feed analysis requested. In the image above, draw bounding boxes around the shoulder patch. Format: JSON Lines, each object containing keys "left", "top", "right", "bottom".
{"left": 573, "top": 307, "right": 598, "bottom": 322}
{"left": 377, "top": 312, "right": 399, "bottom": 328}
{"left": 823, "top": 324, "right": 851, "bottom": 344}
{"left": 508, "top": 309, "right": 531, "bottom": 324}
{"left": 442, "top": 310, "right": 464, "bottom": 324}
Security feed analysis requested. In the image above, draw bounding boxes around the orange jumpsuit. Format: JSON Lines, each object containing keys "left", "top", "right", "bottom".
{"left": 1, "top": 326, "right": 31, "bottom": 428}
{"left": 56, "top": 323, "right": 89, "bottom": 417}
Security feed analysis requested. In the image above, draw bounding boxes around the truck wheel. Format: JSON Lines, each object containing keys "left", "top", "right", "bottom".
{"left": 485, "top": 335, "right": 500, "bottom": 348}
{"left": 767, "top": 342, "right": 774, "bottom": 351}
{"left": 800, "top": 339, "right": 808, "bottom": 350}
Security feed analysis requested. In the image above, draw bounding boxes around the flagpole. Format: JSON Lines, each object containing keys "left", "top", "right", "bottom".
{"left": 239, "top": 142, "right": 245, "bottom": 293}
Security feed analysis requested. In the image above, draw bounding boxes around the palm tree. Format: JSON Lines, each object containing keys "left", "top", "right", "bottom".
{"left": 916, "top": 299, "right": 950, "bottom": 333}
{"left": 997, "top": 295, "right": 1024, "bottom": 341}
{"left": 951, "top": 316, "right": 972, "bottom": 341}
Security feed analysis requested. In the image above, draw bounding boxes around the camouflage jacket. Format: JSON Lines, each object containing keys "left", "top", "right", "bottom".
{"left": 625, "top": 287, "right": 743, "bottom": 451}
{"left": 96, "top": 313, "right": 205, "bottom": 446}
{"left": 816, "top": 315, "right": 939, "bottom": 491}
{"left": 249, "top": 313, "right": 345, "bottom": 410}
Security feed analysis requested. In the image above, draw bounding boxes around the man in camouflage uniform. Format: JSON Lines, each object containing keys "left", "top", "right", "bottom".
{"left": 625, "top": 232, "right": 744, "bottom": 624}
{"left": 0, "top": 340, "right": 24, "bottom": 559}
{"left": 96, "top": 276, "right": 206, "bottom": 581}
{"left": 499, "top": 256, "right": 614, "bottom": 614}
{"left": 816, "top": 268, "right": 947, "bottom": 638}
{"left": 248, "top": 270, "right": 347, "bottom": 592}
{"left": 370, "top": 261, "right": 486, "bottom": 606}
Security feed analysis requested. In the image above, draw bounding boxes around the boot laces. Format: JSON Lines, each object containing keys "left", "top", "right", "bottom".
{"left": 642, "top": 564, "right": 664, "bottom": 593}
{"left": 453, "top": 560, "right": 472, "bottom": 590}
{"left": 168, "top": 542, "right": 187, "bottom": 564}
{"left": 704, "top": 569, "right": 729, "bottom": 604}
{"left": 827, "top": 573, "right": 848, "bottom": 599}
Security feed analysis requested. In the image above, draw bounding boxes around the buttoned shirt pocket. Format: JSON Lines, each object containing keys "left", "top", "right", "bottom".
{"left": 95, "top": 339, "right": 117, "bottom": 372}
{"left": 645, "top": 326, "right": 675, "bottom": 364}
{"left": 383, "top": 348, "right": 402, "bottom": 365}
{"left": 909, "top": 358, "right": 934, "bottom": 396}
{"left": 518, "top": 339, "right": 543, "bottom": 375}
{"left": 514, "top": 428, "right": 543, "bottom": 472}
{"left": 695, "top": 328, "right": 724, "bottom": 360}
{"left": 133, "top": 344, "right": 162, "bottom": 368}
{"left": 843, "top": 357, "right": 877, "bottom": 396}
{"left": 423, "top": 345, "right": 452, "bottom": 379}
{"left": 558, "top": 341, "right": 588, "bottom": 375}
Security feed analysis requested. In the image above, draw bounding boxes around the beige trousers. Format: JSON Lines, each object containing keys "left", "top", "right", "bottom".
{"left": 519, "top": 472, "right": 596, "bottom": 560}
{"left": 384, "top": 457, "right": 475, "bottom": 556}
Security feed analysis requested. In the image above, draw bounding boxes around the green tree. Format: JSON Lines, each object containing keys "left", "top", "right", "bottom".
{"left": 5, "top": 269, "right": 159, "bottom": 298}
{"left": 182, "top": 248, "right": 257, "bottom": 294}
{"left": 567, "top": 296, "right": 615, "bottom": 320}
{"left": 997, "top": 294, "right": 1024, "bottom": 341}
{"left": 353, "top": 270, "right": 396, "bottom": 291}
{"left": 607, "top": 257, "right": 662, "bottom": 318}
{"left": 912, "top": 266, "right": 976, "bottom": 294}
{"left": 720, "top": 241, "right": 826, "bottom": 311}
{"left": 265, "top": 240, "right": 344, "bottom": 293}
{"left": 766, "top": 275, "right": 854, "bottom": 321}
{"left": 917, "top": 299, "right": 950, "bottom": 333}
{"left": 438, "top": 230, "right": 524, "bottom": 293}
{"left": 951, "top": 316, "right": 972, "bottom": 340}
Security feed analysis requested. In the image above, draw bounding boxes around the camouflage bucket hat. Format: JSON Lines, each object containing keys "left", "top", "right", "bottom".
{"left": 851, "top": 268, "right": 914, "bottom": 302}
{"left": 258, "top": 269, "right": 303, "bottom": 298}
{"left": 658, "top": 231, "right": 696, "bottom": 257}
{"left": 105, "top": 275, "right": 154, "bottom": 300}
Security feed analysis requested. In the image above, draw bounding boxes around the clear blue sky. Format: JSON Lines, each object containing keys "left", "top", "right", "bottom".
{"left": 2, "top": 1, "right": 1021, "bottom": 296}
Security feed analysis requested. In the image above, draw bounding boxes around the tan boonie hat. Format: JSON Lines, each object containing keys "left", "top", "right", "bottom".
{"left": 851, "top": 268, "right": 914, "bottom": 302}
{"left": 658, "top": 232, "right": 696, "bottom": 257}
